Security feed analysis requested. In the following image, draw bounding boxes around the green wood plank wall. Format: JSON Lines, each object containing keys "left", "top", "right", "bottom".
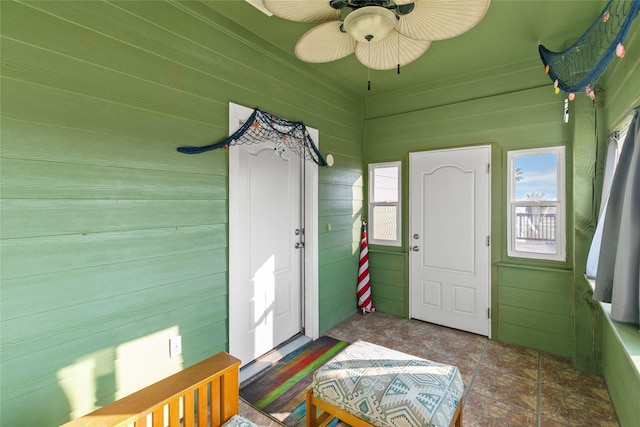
{"left": 596, "top": 17, "right": 640, "bottom": 426}
{"left": 497, "top": 265, "right": 573, "bottom": 356}
{"left": 367, "top": 251, "right": 407, "bottom": 315}
{"left": 602, "top": 18, "right": 640, "bottom": 132}
{"left": 571, "top": 92, "right": 603, "bottom": 371}
{"left": 570, "top": 16, "right": 640, "bottom": 376}
{"left": 0, "top": 1, "right": 364, "bottom": 425}
{"left": 363, "top": 63, "right": 576, "bottom": 353}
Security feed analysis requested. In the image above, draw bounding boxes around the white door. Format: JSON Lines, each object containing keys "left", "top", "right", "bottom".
{"left": 228, "top": 103, "right": 320, "bottom": 367}
{"left": 409, "top": 146, "right": 491, "bottom": 336}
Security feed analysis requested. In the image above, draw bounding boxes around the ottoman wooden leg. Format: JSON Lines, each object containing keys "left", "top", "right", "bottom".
{"left": 307, "top": 390, "right": 342, "bottom": 427}
{"left": 306, "top": 390, "right": 316, "bottom": 427}
{"left": 449, "top": 401, "right": 462, "bottom": 427}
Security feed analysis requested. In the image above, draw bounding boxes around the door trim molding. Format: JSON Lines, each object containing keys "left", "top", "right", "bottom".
{"left": 228, "top": 103, "right": 319, "bottom": 362}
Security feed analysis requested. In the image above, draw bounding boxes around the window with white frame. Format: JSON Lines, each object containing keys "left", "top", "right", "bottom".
{"left": 368, "top": 162, "right": 401, "bottom": 246}
{"left": 507, "top": 146, "right": 566, "bottom": 261}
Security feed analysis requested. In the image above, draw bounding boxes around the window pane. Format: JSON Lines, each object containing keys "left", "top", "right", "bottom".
{"left": 514, "top": 153, "right": 558, "bottom": 201}
{"left": 514, "top": 205, "right": 557, "bottom": 254}
{"left": 373, "top": 167, "right": 399, "bottom": 202}
{"left": 372, "top": 205, "right": 397, "bottom": 241}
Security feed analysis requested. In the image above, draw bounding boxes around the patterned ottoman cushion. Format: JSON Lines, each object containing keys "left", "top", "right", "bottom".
{"left": 313, "top": 340, "right": 463, "bottom": 427}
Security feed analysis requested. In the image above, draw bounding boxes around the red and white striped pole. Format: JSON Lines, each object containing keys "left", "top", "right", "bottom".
{"left": 357, "top": 221, "right": 375, "bottom": 314}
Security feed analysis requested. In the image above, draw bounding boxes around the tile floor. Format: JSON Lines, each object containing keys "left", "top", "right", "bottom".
{"left": 240, "top": 312, "right": 619, "bottom": 427}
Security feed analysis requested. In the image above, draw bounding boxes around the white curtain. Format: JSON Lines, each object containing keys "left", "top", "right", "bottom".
{"left": 593, "top": 107, "right": 640, "bottom": 326}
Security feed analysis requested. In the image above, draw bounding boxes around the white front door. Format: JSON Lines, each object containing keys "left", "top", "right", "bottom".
{"left": 409, "top": 146, "right": 491, "bottom": 336}
{"left": 228, "top": 103, "right": 319, "bottom": 367}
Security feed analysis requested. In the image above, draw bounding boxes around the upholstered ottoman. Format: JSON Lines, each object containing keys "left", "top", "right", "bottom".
{"left": 306, "top": 340, "right": 463, "bottom": 427}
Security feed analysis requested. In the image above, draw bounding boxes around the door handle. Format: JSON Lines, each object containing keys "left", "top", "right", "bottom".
{"left": 411, "top": 245, "right": 420, "bottom": 252}
{"left": 295, "top": 242, "right": 305, "bottom": 249}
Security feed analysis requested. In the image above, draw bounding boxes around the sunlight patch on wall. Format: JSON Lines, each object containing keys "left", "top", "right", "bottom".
{"left": 353, "top": 173, "right": 364, "bottom": 216}
{"left": 115, "top": 326, "right": 183, "bottom": 400}
{"left": 352, "top": 227, "right": 362, "bottom": 256}
{"left": 57, "top": 348, "right": 115, "bottom": 420}
{"left": 57, "top": 327, "right": 185, "bottom": 421}
{"left": 352, "top": 200, "right": 363, "bottom": 216}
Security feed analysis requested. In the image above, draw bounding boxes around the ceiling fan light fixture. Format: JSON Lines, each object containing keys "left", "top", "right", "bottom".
{"left": 343, "top": 6, "right": 396, "bottom": 43}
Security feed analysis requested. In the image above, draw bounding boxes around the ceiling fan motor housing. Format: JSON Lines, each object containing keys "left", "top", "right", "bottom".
{"left": 343, "top": 0, "right": 395, "bottom": 8}
{"left": 343, "top": 6, "right": 397, "bottom": 42}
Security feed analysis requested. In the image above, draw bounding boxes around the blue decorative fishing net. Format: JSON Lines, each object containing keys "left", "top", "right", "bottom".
{"left": 539, "top": 0, "right": 640, "bottom": 98}
{"left": 178, "top": 108, "right": 327, "bottom": 167}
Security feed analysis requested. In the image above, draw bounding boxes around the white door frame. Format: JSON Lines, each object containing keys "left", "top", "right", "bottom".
{"left": 228, "top": 103, "right": 319, "bottom": 356}
{"left": 408, "top": 145, "right": 491, "bottom": 338}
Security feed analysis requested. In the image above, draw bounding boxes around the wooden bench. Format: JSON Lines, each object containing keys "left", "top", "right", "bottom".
{"left": 62, "top": 352, "right": 241, "bottom": 427}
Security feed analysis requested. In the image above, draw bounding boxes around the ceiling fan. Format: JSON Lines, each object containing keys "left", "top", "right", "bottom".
{"left": 262, "top": 0, "right": 491, "bottom": 71}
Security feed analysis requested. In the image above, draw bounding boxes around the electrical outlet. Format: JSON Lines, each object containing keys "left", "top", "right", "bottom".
{"left": 169, "top": 335, "right": 182, "bottom": 358}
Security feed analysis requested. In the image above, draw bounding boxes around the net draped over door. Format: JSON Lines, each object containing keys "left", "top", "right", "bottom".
{"left": 177, "top": 107, "right": 327, "bottom": 167}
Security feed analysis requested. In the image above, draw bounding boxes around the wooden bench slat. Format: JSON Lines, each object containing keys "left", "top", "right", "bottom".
{"left": 62, "top": 352, "right": 240, "bottom": 427}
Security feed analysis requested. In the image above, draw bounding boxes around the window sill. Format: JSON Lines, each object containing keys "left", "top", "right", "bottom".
{"left": 368, "top": 246, "right": 407, "bottom": 256}
{"left": 496, "top": 261, "right": 572, "bottom": 273}
{"left": 590, "top": 276, "right": 640, "bottom": 376}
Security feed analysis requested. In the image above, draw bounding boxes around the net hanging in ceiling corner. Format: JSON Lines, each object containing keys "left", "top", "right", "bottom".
{"left": 177, "top": 108, "right": 327, "bottom": 167}
{"left": 539, "top": 0, "right": 640, "bottom": 101}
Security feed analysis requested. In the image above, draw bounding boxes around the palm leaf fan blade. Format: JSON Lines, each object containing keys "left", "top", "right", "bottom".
{"left": 396, "top": 0, "right": 491, "bottom": 41}
{"left": 295, "top": 21, "right": 356, "bottom": 63}
{"left": 262, "top": 0, "right": 340, "bottom": 22}
{"left": 355, "top": 30, "right": 431, "bottom": 70}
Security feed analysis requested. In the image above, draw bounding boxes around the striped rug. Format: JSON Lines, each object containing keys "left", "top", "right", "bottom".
{"left": 240, "top": 336, "right": 348, "bottom": 427}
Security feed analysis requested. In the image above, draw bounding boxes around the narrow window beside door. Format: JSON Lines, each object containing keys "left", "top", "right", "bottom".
{"left": 507, "top": 146, "right": 566, "bottom": 261}
{"left": 368, "top": 162, "right": 401, "bottom": 247}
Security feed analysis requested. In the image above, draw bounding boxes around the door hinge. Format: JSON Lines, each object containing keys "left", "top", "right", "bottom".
{"left": 487, "top": 163, "right": 491, "bottom": 174}
{"left": 486, "top": 236, "right": 490, "bottom": 246}
{"left": 488, "top": 308, "right": 491, "bottom": 319}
